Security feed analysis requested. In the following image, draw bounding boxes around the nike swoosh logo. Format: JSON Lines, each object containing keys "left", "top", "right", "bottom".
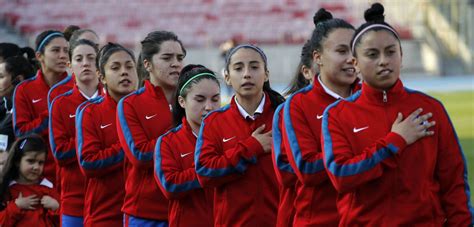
{"left": 145, "top": 114, "right": 157, "bottom": 120}
{"left": 222, "top": 136, "right": 236, "bottom": 143}
{"left": 353, "top": 126, "right": 369, "bottom": 133}
{"left": 180, "top": 152, "right": 193, "bottom": 158}
{"left": 100, "top": 123, "right": 112, "bottom": 129}
{"left": 32, "top": 99, "right": 42, "bottom": 103}
{"left": 316, "top": 114, "right": 323, "bottom": 119}
{"left": 69, "top": 114, "right": 76, "bottom": 118}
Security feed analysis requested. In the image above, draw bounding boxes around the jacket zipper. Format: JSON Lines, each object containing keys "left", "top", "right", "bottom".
{"left": 383, "top": 90, "right": 387, "bottom": 103}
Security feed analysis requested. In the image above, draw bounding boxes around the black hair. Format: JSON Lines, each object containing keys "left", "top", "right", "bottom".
{"left": 172, "top": 64, "right": 220, "bottom": 126}
{"left": 97, "top": 42, "right": 135, "bottom": 75}
{"left": 0, "top": 134, "right": 47, "bottom": 208}
{"left": 351, "top": 3, "right": 401, "bottom": 57}
{"left": 2, "top": 56, "right": 35, "bottom": 85}
{"left": 284, "top": 40, "right": 315, "bottom": 96}
{"left": 139, "top": 31, "right": 186, "bottom": 80}
{"left": 35, "top": 30, "right": 65, "bottom": 54}
{"left": 69, "top": 29, "right": 99, "bottom": 45}
{"left": 63, "top": 25, "right": 81, "bottom": 41}
{"left": 0, "top": 43, "right": 37, "bottom": 69}
{"left": 225, "top": 44, "right": 285, "bottom": 109}
{"left": 69, "top": 39, "right": 99, "bottom": 60}
{"left": 309, "top": 8, "right": 354, "bottom": 53}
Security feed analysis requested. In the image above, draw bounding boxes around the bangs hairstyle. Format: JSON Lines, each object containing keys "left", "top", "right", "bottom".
{"left": 0, "top": 134, "right": 47, "bottom": 206}
{"left": 96, "top": 42, "right": 135, "bottom": 75}
{"left": 172, "top": 64, "right": 219, "bottom": 126}
{"left": 350, "top": 3, "right": 401, "bottom": 57}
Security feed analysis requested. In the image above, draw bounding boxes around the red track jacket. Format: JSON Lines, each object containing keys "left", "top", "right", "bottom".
{"left": 49, "top": 83, "right": 102, "bottom": 217}
{"left": 76, "top": 94, "right": 125, "bottom": 227}
{"left": 0, "top": 179, "right": 59, "bottom": 227}
{"left": 322, "top": 79, "right": 473, "bottom": 226}
{"left": 116, "top": 80, "right": 171, "bottom": 220}
{"left": 195, "top": 94, "right": 279, "bottom": 227}
{"left": 154, "top": 118, "right": 214, "bottom": 227}
{"left": 12, "top": 70, "right": 70, "bottom": 184}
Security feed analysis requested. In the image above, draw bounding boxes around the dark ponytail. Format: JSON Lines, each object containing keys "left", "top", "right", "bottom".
{"left": 284, "top": 40, "right": 315, "bottom": 96}
{"left": 3, "top": 56, "right": 35, "bottom": 83}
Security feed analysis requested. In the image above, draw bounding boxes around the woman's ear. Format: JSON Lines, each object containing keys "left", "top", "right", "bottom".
{"left": 35, "top": 52, "right": 43, "bottom": 64}
{"left": 224, "top": 70, "right": 231, "bottom": 86}
{"left": 143, "top": 59, "right": 152, "bottom": 73}
{"left": 300, "top": 65, "right": 313, "bottom": 81}
{"left": 313, "top": 50, "right": 322, "bottom": 67}
{"left": 97, "top": 70, "right": 106, "bottom": 85}
{"left": 178, "top": 95, "right": 186, "bottom": 109}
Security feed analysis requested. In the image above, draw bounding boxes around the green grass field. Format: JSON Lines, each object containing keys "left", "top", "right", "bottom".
{"left": 429, "top": 90, "right": 474, "bottom": 203}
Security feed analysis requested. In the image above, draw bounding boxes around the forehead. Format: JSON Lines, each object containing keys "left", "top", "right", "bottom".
{"left": 230, "top": 48, "right": 264, "bottom": 64}
{"left": 358, "top": 30, "right": 400, "bottom": 49}
{"left": 157, "top": 40, "right": 184, "bottom": 55}
{"left": 73, "top": 44, "right": 96, "bottom": 56}
{"left": 187, "top": 78, "right": 220, "bottom": 94}
{"left": 323, "top": 28, "right": 354, "bottom": 47}
{"left": 46, "top": 37, "right": 68, "bottom": 48}
{"left": 107, "top": 50, "right": 134, "bottom": 64}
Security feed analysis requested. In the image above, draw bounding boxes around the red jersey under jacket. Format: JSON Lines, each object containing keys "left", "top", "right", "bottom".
{"left": 195, "top": 94, "right": 279, "bottom": 227}
{"left": 116, "top": 80, "right": 171, "bottom": 220}
{"left": 154, "top": 118, "right": 214, "bottom": 227}
{"left": 76, "top": 93, "right": 125, "bottom": 227}
{"left": 271, "top": 103, "right": 297, "bottom": 227}
{"left": 0, "top": 179, "right": 59, "bottom": 227}
{"left": 12, "top": 70, "right": 70, "bottom": 184}
{"left": 322, "top": 79, "right": 473, "bottom": 226}
{"left": 282, "top": 79, "right": 360, "bottom": 226}
{"left": 49, "top": 83, "right": 102, "bottom": 217}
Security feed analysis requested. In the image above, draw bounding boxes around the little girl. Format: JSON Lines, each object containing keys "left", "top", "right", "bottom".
{"left": 0, "top": 134, "right": 59, "bottom": 226}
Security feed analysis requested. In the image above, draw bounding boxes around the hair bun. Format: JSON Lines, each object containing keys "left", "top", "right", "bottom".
{"left": 313, "top": 8, "right": 333, "bottom": 26}
{"left": 364, "top": 3, "right": 385, "bottom": 23}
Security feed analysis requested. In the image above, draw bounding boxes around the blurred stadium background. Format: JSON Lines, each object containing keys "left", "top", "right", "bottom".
{"left": 0, "top": 0, "right": 473, "bottom": 201}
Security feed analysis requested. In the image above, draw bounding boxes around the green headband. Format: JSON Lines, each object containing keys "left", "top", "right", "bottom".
{"left": 179, "top": 72, "right": 216, "bottom": 95}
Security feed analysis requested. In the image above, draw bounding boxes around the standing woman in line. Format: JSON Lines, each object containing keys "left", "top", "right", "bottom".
{"left": 322, "top": 3, "right": 472, "bottom": 226}
{"left": 272, "top": 40, "right": 317, "bottom": 227}
{"left": 195, "top": 44, "right": 284, "bottom": 227}
{"left": 49, "top": 39, "right": 102, "bottom": 227}
{"left": 154, "top": 64, "right": 220, "bottom": 227}
{"left": 116, "top": 31, "right": 186, "bottom": 226}
{"left": 282, "top": 9, "right": 358, "bottom": 226}
{"left": 76, "top": 43, "right": 138, "bottom": 227}
{"left": 13, "top": 30, "right": 69, "bottom": 184}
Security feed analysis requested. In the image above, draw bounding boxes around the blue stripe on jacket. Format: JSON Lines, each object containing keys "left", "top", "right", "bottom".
{"left": 272, "top": 102, "right": 294, "bottom": 174}
{"left": 48, "top": 89, "right": 75, "bottom": 160}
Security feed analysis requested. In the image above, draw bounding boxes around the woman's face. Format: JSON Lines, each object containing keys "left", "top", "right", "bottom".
{"left": 315, "top": 28, "right": 356, "bottom": 87}
{"left": 354, "top": 30, "right": 402, "bottom": 90}
{"left": 71, "top": 45, "right": 98, "bottom": 84}
{"left": 146, "top": 40, "right": 185, "bottom": 89}
{"left": 225, "top": 48, "right": 268, "bottom": 100}
{"left": 0, "top": 62, "right": 13, "bottom": 96}
{"left": 101, "top": 50, "right": 138, "bottom": 99}
{"left": 179, "top": 78, "right": 221, "bottom": 130}
{"left": 38, "top": 37, "right": 69, "bottom": 74}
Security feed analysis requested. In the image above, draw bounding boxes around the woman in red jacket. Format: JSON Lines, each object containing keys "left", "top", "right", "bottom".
{"left": 154, "top": 64, "right": 220, "bottom": 227}
{"left": 13, "top": 30, "right": 69, "bottom": 184}
{"left": 75, "top": 42, "right": 138, "bottom": 227}
{"left": 281, "top": 8, "right": 358, "bottom": 226}
{"left": 195, "top": 44, "right": 284, "bottom": 227}
{"left": 322, "top": 3, "right": 472, "bottom": 226}
{"left": 49, "top": 39, "right": 102, "bottom": 226}
{"left": 0, "top": 134, "right": 59, "bottom": 226}
{"left": 116, "top": 31, "right": 186, "bottom": 226}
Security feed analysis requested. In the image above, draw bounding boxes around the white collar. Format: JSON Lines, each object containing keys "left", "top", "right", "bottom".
{"left": 9, "top": 178, "right": 54, "bottom": 189}
{"left": 318, "top": 75, "right": 351, "bottom": 100}
{"left": 235, "top": 93, "right": 265, "bottom": 121}
{"left": 79, "top": 89, "right": 99, "bottom": 100}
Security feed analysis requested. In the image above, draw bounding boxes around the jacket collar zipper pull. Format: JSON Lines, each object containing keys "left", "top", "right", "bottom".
{"left": 383, "top": 90, "right": 388, "bottom": 103}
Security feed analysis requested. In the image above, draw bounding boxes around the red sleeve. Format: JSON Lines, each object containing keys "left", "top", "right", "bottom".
{"left": 282, "top": 99, "right": 328, "bottom": 186}
{"left": 0, "top": 201, "right": 24, "bottom": 226}
{"left": 195, "top": 114, "right": 263, "bottom": 187}
{"left": 154, "top": 128, "right": 201, "bottom": 200}
{"left": 117, "top": 97, "right": 155, "bottom": 169}
{"left": 76, "top": 101, "right": 124, "bottom": 178}
{"left": 12, "top": 83, "right": 48, "bottom": 137}
{"left": 321, "top": 104, "right": 407, "bottom": 193}
{"left": 435, "top": 102, "right": 473, "bottom": 226}
{"left": 49, "top": 93, "right": 77, "bottom": 166}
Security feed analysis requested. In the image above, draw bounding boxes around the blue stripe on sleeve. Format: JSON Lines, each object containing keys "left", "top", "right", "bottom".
{"left": 75, "top": 97, "right": 124, "bottom": 170}
{"left": 154, "top": 125, "right": 201, "bottom": 193}
{"left": 272, "top": 102, "right": 294, "bottom": 174}
{"left": 117, "top": 87, "right": 153, "bottom": 162}
{"left": 48, "top": 89, "right": 75, "bottom": 160}
{"left": 47, "top": 74, "right": 72, "bottom": 108}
